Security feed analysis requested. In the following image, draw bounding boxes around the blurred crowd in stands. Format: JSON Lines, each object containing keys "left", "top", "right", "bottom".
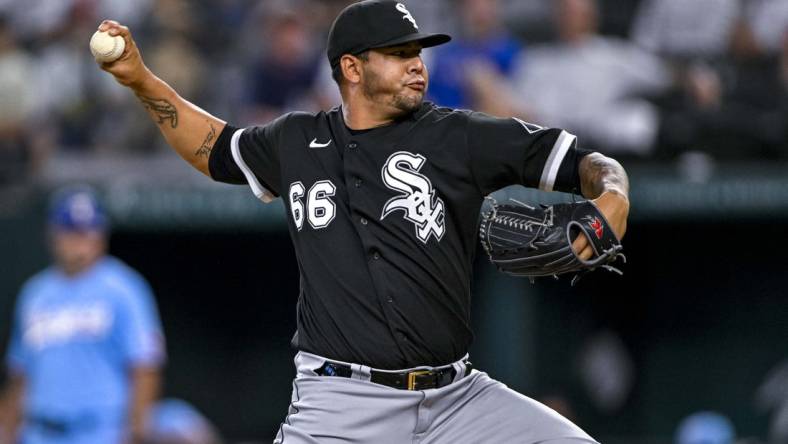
{"left": 0, "top": 0, "right": 786, "bottom": 187}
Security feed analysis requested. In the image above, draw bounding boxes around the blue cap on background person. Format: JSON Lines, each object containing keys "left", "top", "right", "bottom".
{"left": 48, "top": 185, "right": 108, "bottom": 232}
{"left": 675, "top": 411, "right": 736, "bottom": 444}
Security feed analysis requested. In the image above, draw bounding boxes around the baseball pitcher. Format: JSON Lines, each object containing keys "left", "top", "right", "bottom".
{"left": 95, "top": 1, "right": 629, "bottom": 442}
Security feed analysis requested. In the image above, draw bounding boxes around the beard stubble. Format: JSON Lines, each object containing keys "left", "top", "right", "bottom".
{"left": 362, "top": 66, "right": 423, "bottom": 115}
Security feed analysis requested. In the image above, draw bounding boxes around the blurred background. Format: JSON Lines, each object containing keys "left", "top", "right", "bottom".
{"left": 0, "top": 0, "right": 786, "bottom": 443}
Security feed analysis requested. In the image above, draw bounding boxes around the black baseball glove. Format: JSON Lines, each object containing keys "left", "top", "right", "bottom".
{"left": 479, "top": 199, "right": 625, "bottom": 284}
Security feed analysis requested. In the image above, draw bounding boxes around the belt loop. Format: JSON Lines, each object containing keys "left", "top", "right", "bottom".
{"left": 350, "top": 363, "right": 372, "bottom": 381}
{"left": 451, "top": 361, "right": 463, "bottom": 383}
{"left": 295, "top": 352, "right": 325, "bottom": 377}
{"left": 451, "top": 354, "right": 470, "bottom": 383}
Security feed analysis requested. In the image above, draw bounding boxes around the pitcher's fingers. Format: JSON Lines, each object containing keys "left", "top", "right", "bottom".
{"left": 98, "top": 20, "right": 120, "bottom": 32}
{"left": 100, "top": 21, "right": 131, "bottom": 47}
{"left": 106, "top": 24, "right": 130, "bottom": 38}
{"left": 571, "top": 235, "right": 588, "bottom": 255}
{"left": 103, "top": 23, "right": 134, "bottom": 62}
{"left": 572, "top": 235, "right": 594, "bottom": 261}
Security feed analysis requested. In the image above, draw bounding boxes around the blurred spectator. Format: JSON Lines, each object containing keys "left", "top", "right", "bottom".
{"left": 146, "top": 0, "right": 208, "bottom": 101}
{"left": 149, "top": 0, "right": 198, "bottom": 39}
{"left": 0, "top": 0, "right": 783, "bottom": 177}
{"left": 427, "top": 0, "right": 522, "bottom": 111}
{"left": 659, "top": 24, "right": 788, "bottom": 159}
{"left": 96, "top": 0, "right": 154, "bottom": 31}
{"left": 294, "top": 0, "right": 354, "bottom": 112}
{"left": 0, "top": 14, "right": 36, "bottom": 184}
{"left": 742, "top": 0, "right": 788, "bottom": 56}
{"left": 143, "top": 398, "right": 223, "bottom": 444}
{"left": 311, "top": 58, "right": 343, "bottom": 111}
{"left": 0, "top": 0, "right": 74, "bottom": 44}
{"left": 28, "top": 2, "right": 106, "bottom": 151}
{"left": 500, "top": 0, "right": 639, "bottom": 42}
{"left": 0, "top": 0, "right": 159, "bottom": 158}
{"left": 498, "top": 0, "right": 554, "bottom": 42}
{"left": 631, "top": 0, "right": 740, "bottom": 61}
{"left": 756, "top": 359, "right": 788, "bottom": 444}
{"left": 0, "top": 186, "right": 166, "bottom": 444}
{"left": 674, "top": 411, "right": 736, "bottom": 444}
{"left": 628, "top": 1, "right": 733, "bottom": 154}
{"left": 505, "top": 0, "right": 674, "bottom": 155}
{"left": 578, "top": 330, "right": 634, "bottom": 413}
{"left": 241, "top": 6, "right": 322, "bottom": 125}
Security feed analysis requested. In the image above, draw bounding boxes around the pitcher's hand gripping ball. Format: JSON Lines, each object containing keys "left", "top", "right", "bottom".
{"left": 90, "top": 30, "right": 125, "bottom": 63}
{"left": 479, "top": 200, "right": 625, "bottom": 284}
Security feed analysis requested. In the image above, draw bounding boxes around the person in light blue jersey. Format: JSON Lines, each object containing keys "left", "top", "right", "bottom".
{"left": 0, "top": 186, "right": 166, "bottom": 444}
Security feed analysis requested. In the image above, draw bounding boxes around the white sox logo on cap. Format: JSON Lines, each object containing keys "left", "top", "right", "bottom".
{"left": 327, "top": 1, "right": 450, "bottom": 68}
{"left": 395, "top": 3, "right": 418, "bottom": 30}
{"left": 380, "top": 151, "right": 445, "bottom": 243}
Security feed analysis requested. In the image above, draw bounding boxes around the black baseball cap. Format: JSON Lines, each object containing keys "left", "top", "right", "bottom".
{"left": 327, "top": 0, "right": 451, "bottom": 68}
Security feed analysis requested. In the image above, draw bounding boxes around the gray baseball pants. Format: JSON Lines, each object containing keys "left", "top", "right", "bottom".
{"left": 274, "top": 352, "right": 598, "bottom": 444}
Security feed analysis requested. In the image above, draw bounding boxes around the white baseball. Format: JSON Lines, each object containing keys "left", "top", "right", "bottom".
{"left": 89, "top": 30, "right": 125, "bottom": 63}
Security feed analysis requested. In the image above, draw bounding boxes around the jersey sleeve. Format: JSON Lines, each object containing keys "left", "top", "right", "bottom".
{"left": 115, "top": 274, "right": 166, "bottom": 368}
{"left": 208, "top": 114, "right": 291, "bottom": 203}
{"left": 466, "top": 112, "right": 592, "bottom": 196}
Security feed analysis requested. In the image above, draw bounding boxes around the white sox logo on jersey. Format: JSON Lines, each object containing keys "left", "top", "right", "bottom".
{"left": 396, "top": 3, "right": 418, "bottom": 30}
{"left": 381, "top": 151, "right": 445, "bottom": 243}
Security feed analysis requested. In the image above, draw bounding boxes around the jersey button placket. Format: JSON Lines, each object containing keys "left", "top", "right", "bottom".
{"left": 360, "top": 217, "right": 368, "bottom": 225}
{"left": 354, "top": 178, "right": 362, "bottom": 188}
{"left": 347, "top": 141, "right": 358, "bottom": 150}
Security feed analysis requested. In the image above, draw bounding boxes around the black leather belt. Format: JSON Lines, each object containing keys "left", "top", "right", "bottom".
{"left": 315, "top": 360, "right": 473, "bottom": 390}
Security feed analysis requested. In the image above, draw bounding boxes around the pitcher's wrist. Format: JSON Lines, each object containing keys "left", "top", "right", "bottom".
{"left": 129, "top": 68, "right": 159, "bottom": 95}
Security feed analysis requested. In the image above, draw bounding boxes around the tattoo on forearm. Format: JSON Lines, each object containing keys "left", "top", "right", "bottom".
{"left": 137, "top": 95, "right": 178, "bottom": 128}
{"left": 194, "top": 123, "right": 216, "bottom": 158}
{"left": 580, "top": 154, "right": 629, "bottom": 198}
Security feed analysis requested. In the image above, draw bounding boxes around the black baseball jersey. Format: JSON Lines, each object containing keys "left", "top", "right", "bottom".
{"left": 209, "top": 102, "right": 589, "bottom": 369}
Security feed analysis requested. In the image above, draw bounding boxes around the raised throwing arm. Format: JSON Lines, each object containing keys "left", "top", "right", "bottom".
{"left": 95, "top": 20, "right": 225, "bottom": 177}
